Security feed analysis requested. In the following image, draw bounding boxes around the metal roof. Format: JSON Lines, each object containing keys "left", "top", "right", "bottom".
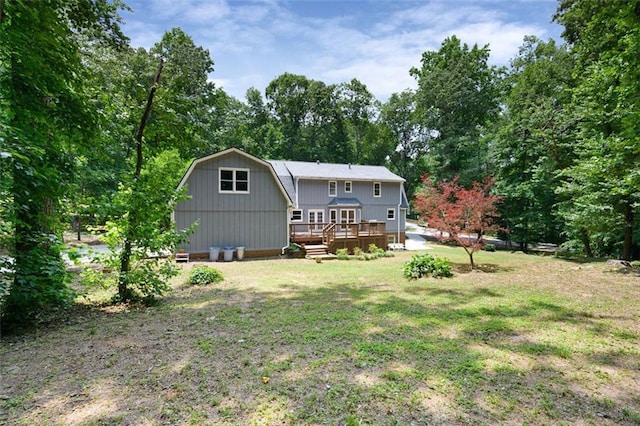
{"left": 327, "top": 198, "right": 362, "bottom": 207}
{"left": 267, "top": 160, "right": 405, "bottom": 183}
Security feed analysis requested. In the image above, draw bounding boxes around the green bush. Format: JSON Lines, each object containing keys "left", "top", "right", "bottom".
{"left": 335, "top": 248, "right": 349, "bottom": 260}
{"left": 403, "top": 253, "right": 453, "bottom": 279}
{"left": 187, "top": 266, "right": 224, "bottom": 285}
{"left": 353, "top": 247, "right": 364, "bottom": 257}
{"left": 483, "top": 243, "right": 496, "bottom": 252}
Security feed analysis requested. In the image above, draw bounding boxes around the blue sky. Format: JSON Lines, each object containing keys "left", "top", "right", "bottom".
{"left": 121, "top": 0, "right": 563, "bottom": 101}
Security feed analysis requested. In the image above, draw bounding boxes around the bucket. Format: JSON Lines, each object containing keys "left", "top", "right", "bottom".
{"left": 223, "top": 246, "right": 235, "bottom": 262}
{"left": 209, "top": 246, "right": 220, "bottom": 261}
{"left": 236, "top": 246, "right": 245, "bottom": 260}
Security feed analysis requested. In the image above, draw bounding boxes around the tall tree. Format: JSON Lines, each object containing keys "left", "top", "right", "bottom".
{"left": 554, "top": 0, "right": 640, "bottom": 259}
{"left": 380, "top": 90, "right": 428, "bottom": 199}
{"left": 490, "top": 36, "right": 575, "bottom": 249}
{"left": 339, "top": 79, "right": 377, "bottom": 164}
{"left": 410, "top": 36, "right": 503, "bottom": 185}
{"left": 0, "top": 0, "right": 126, "bottom": 328}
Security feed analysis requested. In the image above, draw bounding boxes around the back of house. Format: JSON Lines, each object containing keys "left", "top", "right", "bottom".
{"left": 174, "top": 148, "right": 409, "bottom": 258}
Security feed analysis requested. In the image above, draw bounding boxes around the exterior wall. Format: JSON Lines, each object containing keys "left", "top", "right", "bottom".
{"left": 175, "top": 152, "right": 289, "bottom": 253}
{"left": 296, "top": 179, "right": 406, "bottom": 233}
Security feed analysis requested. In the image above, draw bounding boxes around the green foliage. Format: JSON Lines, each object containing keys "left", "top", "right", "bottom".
{"left": 187, "top": 266, "right": 224, "bottom": 285}
{"left": 336, "top": 248, "right": 350, "bottom": 260}
{"left": 403, "top": 253, "right": 453, "bottom": 279}
{"left": 483, "top": 243, "right": 496, "bottom": 252}
{"left": 83, "top": 150, "right": 195, "bottom": 303}
{"left": 353, "top": 247, "right": 364, "bottom": 257}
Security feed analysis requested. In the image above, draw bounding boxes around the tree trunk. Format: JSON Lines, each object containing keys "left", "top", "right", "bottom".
{"left": 580, "top": 228, "right": 593, "bottom": 257}
{"left": 622, "top": 201, "right": 633, "bottom": 261}
{"left": 117, "top": 58, "right": 163, "bottom": 302}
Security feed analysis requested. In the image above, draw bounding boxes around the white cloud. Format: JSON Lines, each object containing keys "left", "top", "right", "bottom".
{"left": 121, "top": 0, "right": 562, "bottom": 101}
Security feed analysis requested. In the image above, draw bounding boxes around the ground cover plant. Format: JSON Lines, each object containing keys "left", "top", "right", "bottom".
{"left": 1, "top": 246, "right": 639, "bottom": 425}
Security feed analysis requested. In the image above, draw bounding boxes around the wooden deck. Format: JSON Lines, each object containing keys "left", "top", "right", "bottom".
{"left": 290, "top": 222, "right": 388, "bottom": 254}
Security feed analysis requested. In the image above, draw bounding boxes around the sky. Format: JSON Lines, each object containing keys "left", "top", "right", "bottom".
{"left": 120, "top": 0, "right": 564, "bottom": 102}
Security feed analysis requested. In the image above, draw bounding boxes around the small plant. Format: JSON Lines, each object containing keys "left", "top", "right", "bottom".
{"left": 483, "top": 243, "right": 496, "bottom": 252}
{"left": 368, "top": 243, "right": 385, "bottom": 255}
{"left": 403, "top": 253, "right": 453, "bottom": 279}
{"left": 187, "top": 266, "right": 224, "bottom": 285}
{"left": 336, "top": 248, "right": 349, "bottom": 260}
{"left": 353, "top": 247, "right": 364, "bottom": 257}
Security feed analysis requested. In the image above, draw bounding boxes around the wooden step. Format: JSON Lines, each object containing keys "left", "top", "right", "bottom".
{"left": 304, "top": 244, "right": 329, "bottom": 258}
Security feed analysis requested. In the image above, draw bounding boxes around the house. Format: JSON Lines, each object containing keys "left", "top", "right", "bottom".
{"left": 174, "top": 148, "right": 409, "bottom": 259}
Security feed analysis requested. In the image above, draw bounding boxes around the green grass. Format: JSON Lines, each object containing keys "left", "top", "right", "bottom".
{"left": 1, "top": 245, "right": 639, "bottom": 425}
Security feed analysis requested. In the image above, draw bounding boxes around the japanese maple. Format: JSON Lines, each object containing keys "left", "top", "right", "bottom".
{"left": 413, "top": 175, "right": 503, "bottom": 269}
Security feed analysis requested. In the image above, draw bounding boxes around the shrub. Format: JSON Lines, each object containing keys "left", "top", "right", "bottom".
{"left": 335, "top": 248, "right": 349, "bottom": 260}
{"left": 187, "top": 266, "right": 224, "bottom": 285}
{"left": 483, "top": 243, "right": 496, "bottom": 252}
{"left": 353, "top": 247, "right": 364, "bottom": 257}
{"left": 368, "top": 243, "right": 385, "bottom": 254}
{"left": 403, "top": 253, "right": 453, "bottom": 279}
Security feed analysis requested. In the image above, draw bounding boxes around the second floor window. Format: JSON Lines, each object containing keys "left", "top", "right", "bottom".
{"left": 373, "top": 182, "right": 381, "bottom": 197}
{"left": 328, "top": 180, "right": 337, "bottom": 197}
{"left": 219, "top": 168, "right": 249, "bottom": 193}
{"left": 345, "top": 181, "right": 352, "bottom": 193}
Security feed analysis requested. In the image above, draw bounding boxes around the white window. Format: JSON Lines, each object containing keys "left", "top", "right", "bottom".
{"left": 328, "top": 181, "right": 337, "bottom": 197}
{"left": 387, "top": 235, "right": 396, "bottom": 245}
{"left": 309, "top": 210, "right": 324, "bottom": 231}
{"left": 291, "top": 209, "right": 303, "bottom": 222}
{"left": 344, "top": 181, "right": 352, "bottom": 193}
{"left": 373, "top": 182, "right": 381, "bottom": 197}
{"left": 329, "top": 209, "right": 337, "bottom": 223}
{"left": 219, "top": 168, "right": 249, "bottom": 193}
{"left": 340, "top": 209, "right": 356, "bottom": 224}
{"left": 387, "top": 208, "right": 396, "bottom": 220}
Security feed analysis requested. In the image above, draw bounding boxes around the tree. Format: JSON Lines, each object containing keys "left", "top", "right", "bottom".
{"left": 554, "top": 0, "right": 640, "bottom": 260}
{"left": 380, "top": 90, "right": 428, "bottom": 199}
{"left": 490, "top": 36, "right": 575, "bottom": 250}
{"left": 413, "top": 175, "right": 503, "bottom": 269}
{"left": 0, "top": 0, "right": 126, "bottom": 328}
{"left": 410, "top": 36, "right": 503, "bottom": 185}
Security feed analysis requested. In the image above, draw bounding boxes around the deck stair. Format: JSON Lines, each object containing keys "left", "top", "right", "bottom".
{"left": 304, "top": 244, "right": 335, "bottom": 260}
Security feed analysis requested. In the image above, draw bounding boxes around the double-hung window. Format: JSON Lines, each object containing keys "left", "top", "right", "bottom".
{"left": 328, "top": 181, "right": 337, "bottom": 197}
{"left": 387, "top": 208, "right": 396, "bottom": 220}
{"left": 291, "top": 209, "right": 303, "bottom": 222}
{"left": 219, "top": 168, "right": 249, "bottom": 193}
{"left": 373, "top": 182, "right": 381, "bottom": 197}
{"left": 344, "top": 181, "right": 352, "bottom": 193}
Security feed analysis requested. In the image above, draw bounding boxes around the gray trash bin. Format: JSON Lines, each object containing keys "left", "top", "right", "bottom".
{"left": 209, "top": 246, "right": 220, "bottom": 261}
{"left": 223, "top": 246, "right": 235, "bottom": 261}
{"left": 236, "top": 246, "right": 245, "bottom": 260}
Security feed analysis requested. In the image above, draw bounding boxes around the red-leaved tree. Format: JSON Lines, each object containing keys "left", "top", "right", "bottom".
{"left": 413, "top": 175, "right": 503, "bottom": 270}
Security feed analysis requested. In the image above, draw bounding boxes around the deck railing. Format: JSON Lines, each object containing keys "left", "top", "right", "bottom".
{"left": 290, "top": 221, "right": 386, "bottom": 243}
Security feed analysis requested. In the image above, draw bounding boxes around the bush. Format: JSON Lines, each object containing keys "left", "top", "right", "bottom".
{"left": 403, "top": 253, "right": 453, "bottom": 279}
{"left": 187, "top": 266, "right": 224, "bottom": 285}
{"left": 335, "top": 248, "right": 349, "bottom": 260}
{"left": 353, "top": 247, "right": 364, "bottom": 257}
{"left": 483, "top": 243, "right": 496, "bottom": 252}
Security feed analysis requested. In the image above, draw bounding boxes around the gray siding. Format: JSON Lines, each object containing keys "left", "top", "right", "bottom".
{"left": 297, "top": 179, "right": 406, "bottom": 233}
{"left": 175, "top": 152, "right": 289, "bottom": 252}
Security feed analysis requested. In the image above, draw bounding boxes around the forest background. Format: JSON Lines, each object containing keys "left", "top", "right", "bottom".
{"left": 1, "top": 0, "right": 638, "bottom": 327}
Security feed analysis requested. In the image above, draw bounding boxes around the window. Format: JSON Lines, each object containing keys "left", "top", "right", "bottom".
{"left": 329, "top": 209, "right": 337, "bottom": 223}
{"left": 387, "top": 208, "right": 396, "bottom": 220}
{"left": 328, "top": 181, "right": 337, "bottom": 197}
{"left": 340, "top": 209, "right": 356, "bottom": 224}
{"left": 387, "top": 235, "right": 396, "bottom": 245}
{"left": 219, "top": 168, "right": 249, "bottom": 193}
{"left": 373, "top": 182, "right": 381, "bottom": 197}
{"left": 344, "top": 181, "right": 352, "bottom": 193}
{"left": 309, "top": 210, "right": 324, "bottom": 231}
{"left": 291, "top": 209, "right": 303, "bottom": 222}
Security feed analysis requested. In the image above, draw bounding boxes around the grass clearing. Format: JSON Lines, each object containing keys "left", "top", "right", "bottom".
{"left": 1, "top": 246, "right": 639, "bottom": 425}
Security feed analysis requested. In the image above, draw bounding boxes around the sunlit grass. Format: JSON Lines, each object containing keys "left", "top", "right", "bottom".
{"left": 2, "top": 245, "right": 639, "bottom": 425}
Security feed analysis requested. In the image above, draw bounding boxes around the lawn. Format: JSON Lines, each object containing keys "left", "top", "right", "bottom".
{"left": 1, "top": 246, "right": 639, "bottom": 425}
